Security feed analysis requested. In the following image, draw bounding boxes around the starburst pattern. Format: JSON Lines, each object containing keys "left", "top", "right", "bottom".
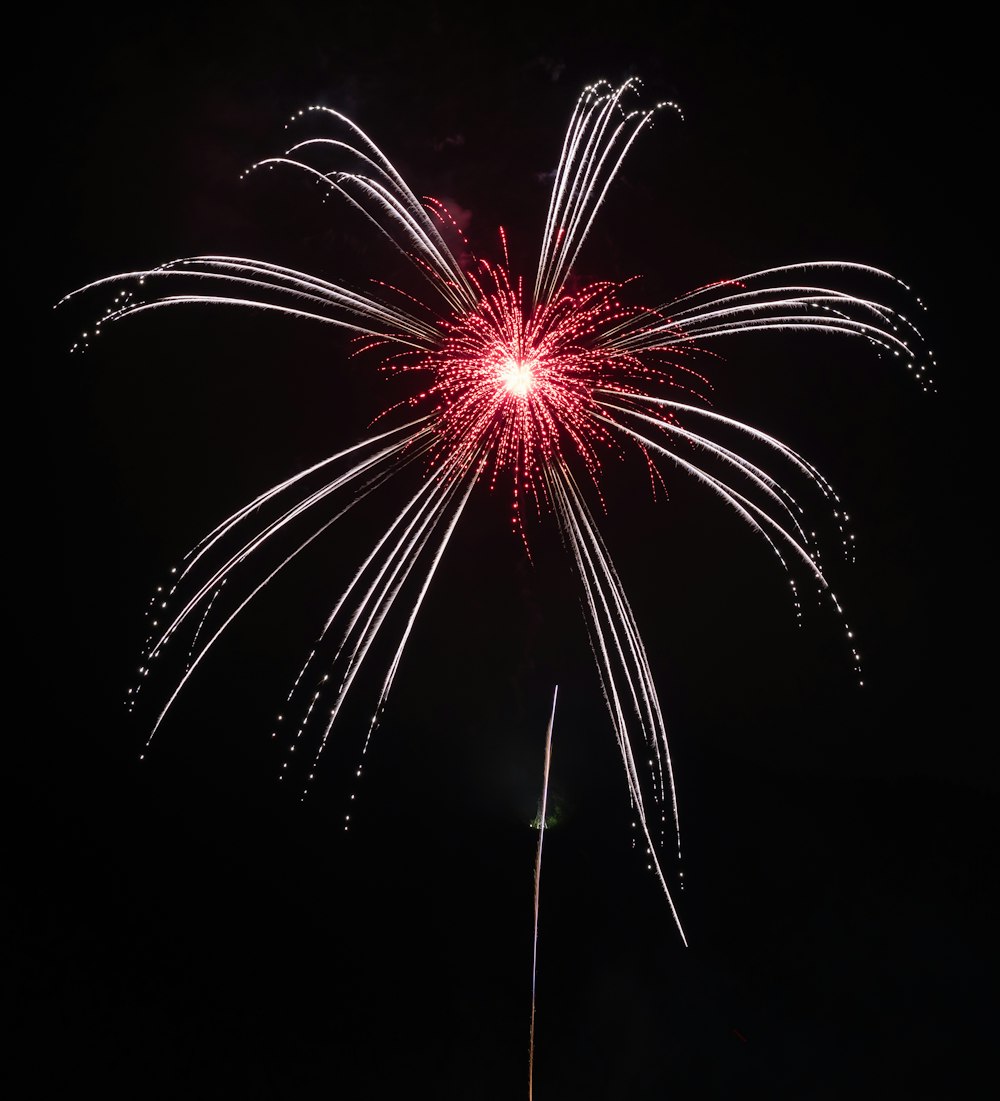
{"left": 61, "top": 78, "right": 932, "bottom": 943}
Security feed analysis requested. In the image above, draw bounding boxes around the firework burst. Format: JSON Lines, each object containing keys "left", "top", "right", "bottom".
{"left": 61, "top": 78, "right": 932, "bottom": 944}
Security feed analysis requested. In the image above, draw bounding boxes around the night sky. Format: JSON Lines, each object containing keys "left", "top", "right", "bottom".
{"left": 24, "top": 3, "right": 991, "bottom": 1096}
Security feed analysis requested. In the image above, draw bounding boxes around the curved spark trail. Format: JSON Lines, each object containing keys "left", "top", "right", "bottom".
{"left": 61, "top": 78, "right": 933, "bottom": 943}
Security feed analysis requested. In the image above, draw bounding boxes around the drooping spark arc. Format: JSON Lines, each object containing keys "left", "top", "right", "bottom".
{"left": 63, "top": 77, "right": 932, "bottom": 945}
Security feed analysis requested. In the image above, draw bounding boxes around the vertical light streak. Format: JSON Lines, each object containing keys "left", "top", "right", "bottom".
{"left": 529, "top": 685, "right": 558, "bottom": 1101}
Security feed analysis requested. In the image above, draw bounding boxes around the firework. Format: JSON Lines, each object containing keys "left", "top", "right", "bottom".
{"left": 61, "top": 78, "right": 932, "bottom": 944}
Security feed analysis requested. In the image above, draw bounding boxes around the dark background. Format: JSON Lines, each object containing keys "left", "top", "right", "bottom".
{"left": 23, "top": 2, "right": 990, "bottom": 1096}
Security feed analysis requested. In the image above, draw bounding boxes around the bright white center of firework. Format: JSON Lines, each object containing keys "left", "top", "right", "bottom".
{"left": 501, "top": 357, "right": 536, "bottom": 398}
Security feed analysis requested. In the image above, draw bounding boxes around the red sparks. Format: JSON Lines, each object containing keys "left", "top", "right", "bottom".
{"left": 386, "top": 251, "right": 676, "bottom": 526}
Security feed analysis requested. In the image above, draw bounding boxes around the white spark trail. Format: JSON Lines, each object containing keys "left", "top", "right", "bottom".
{"left": 548, "top": 464, "right": 686, "bottom": 943}
{"left": 147, "top": 427, "right": 432, "bottom": 663}
{"left": 304, "top": 446, "right": 482, "bottom": 795}
{"left": 536, "top": 79, "right": 681, "bottom": 306}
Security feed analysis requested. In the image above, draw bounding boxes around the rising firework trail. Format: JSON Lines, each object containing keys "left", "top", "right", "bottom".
{"left": 529, "top": 686, "right": 558, "bottom": 1101}
{"left": 61, "top": 78, "right": 933, "bottom": 943}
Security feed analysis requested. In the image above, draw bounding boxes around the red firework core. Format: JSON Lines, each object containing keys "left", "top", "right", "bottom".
{"left": 500, "top": 356, "right": 537, "bottom": 399}
{"left": 391, "top": 258, "right": 663, "bottom": 521}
